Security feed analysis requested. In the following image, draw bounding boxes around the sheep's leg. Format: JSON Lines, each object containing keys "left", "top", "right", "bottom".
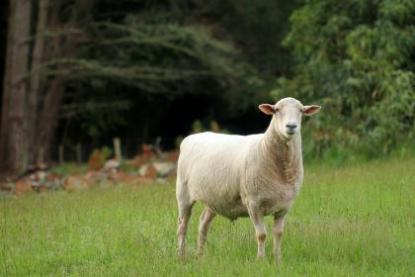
{"left": 197, "top": 207, "right": 216, "bottom": 255}
{"left": 177, "top": 202, "right": 193, "bottom": 257}
{"left": 273, "top": 214, "right": 286, "bottom": 264}
{"left": 248, "top": 205, "right": 267, "bottom": 259}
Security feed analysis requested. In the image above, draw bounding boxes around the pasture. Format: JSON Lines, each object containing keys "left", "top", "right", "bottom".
{"left": 1, "top": 157, "right": 415, "bottom": 276}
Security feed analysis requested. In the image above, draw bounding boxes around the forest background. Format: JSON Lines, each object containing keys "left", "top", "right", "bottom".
{"left": 1, "top": 0, "right": 414, "bottom": 178}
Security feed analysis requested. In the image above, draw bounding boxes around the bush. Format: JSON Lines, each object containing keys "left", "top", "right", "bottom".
{"left": 275, "top": 0, "right": 415, "bottom": 159}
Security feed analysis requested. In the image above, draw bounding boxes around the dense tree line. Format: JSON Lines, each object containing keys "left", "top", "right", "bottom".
{"left": 0, "top": 0, "right": 296, "bottom": 177}
{"left": 276, "top": 0, "right": 415, "bottom": 158}
{"left": 0, "top": 0, "right": 414, "bottom": 178}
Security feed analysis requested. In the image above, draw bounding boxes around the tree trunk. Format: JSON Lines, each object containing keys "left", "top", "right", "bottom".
{"left": 27, "top": 0, "right": 49, "bottom": 166}
{"left": 0, "top": 0, "right": 89, "bottom": 178}
{"left": 33, "top": 1, "right": 83, "bottom": 164}
{"left": 33, "top": 3, "right": 64, "bottom": 164}
{"left": 0, "top": 0, "right": 31, "bottom": 178}
{"left": 36, "top": 77, "right": 64, "bottom": 163}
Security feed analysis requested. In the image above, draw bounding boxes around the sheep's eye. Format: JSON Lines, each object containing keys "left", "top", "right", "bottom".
{"left": 274, "top": 108, "right": 279, "bottom": 113}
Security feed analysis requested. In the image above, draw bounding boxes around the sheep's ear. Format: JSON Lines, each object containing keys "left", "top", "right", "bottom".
{"left": 258, "top": 104, "right": 275, "bottom": 115}
{"left": 302, "top": 105, "right": 321, "bottom": 116}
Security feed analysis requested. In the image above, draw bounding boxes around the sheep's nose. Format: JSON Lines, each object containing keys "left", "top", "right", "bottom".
{"left": 286, "top": 124, "right": 297, "bottom": 130}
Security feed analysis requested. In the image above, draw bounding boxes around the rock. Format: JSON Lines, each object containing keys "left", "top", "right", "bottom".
{"left": 29, "top": 170, "right": 47, "bottom": 189}
{"left": 108, "top": 171, "right": 131, "bottom": 183}
{"left": 131, "top": 144, "right": 155, "bottom": 168}
{"left": 84, "top": 171, "right": 108, "bottom": 183}
{"left": 131, "top": 156, "right": 146, "bottom": 168}
{"left": 45, "top": 174, "right": 63, "bottom": 190}
{"left": 138, "top": 164, "right": 157, "bottom": 179}
{"left": 63, "top": 176, "right": 92, "bottom": 192}
{"left": 153, "top": 162, "right": 176, "bottom": 177}
{"left": 104, "top": 159, "right": 120, "bottom": 173}
{"left": 15, "top": 179, "right": 33, "bottom": 195}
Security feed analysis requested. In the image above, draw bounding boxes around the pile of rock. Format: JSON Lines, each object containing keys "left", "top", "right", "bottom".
{"left": 1, "top": 165, "right": 63, "bottom": 195}
{"left": 0, "top": 145, "right": 179, "bottom": 196}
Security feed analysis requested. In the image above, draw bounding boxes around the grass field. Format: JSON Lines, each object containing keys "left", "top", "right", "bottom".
{"left": 1, "top": 157, "right": 415, "bottom": 276}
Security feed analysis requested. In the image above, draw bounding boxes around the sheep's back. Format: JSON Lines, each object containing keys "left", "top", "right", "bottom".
{"left": 178, "top": 132, "right": 261, "bottom": 218}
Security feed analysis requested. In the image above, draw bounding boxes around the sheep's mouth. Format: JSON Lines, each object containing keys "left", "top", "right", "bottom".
{"left": 286, "top": 130, "right": 296, "bottom": 136}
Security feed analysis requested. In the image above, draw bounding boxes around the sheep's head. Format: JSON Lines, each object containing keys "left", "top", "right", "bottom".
{"left": 259, "top": 97, "right": 321, "bottom": 139}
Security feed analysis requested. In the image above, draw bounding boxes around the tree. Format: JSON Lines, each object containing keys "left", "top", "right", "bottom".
{"left": 54, "top": 1, "right": 265, "bottom": 145}
{"left": 0, "top": 0, "right": 31, "bottom": 176}
{"left": 275, "top": 0, "right": 415, "bottom": 157}
{"left": 0, "top": 0, "right": 262, "bottom": 178}
{"left": 2, "top": 0, "right": 300, "bottom": 176}
{"left": 32, "top": 0, "right": 89, "bottom": 165}
{"left": 0, "top": 0, "right": 88, "bottom": 178}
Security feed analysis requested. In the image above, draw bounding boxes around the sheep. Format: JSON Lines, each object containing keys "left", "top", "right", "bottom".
{"left": 176, "top": 97, "right": 321, "bottom": 263}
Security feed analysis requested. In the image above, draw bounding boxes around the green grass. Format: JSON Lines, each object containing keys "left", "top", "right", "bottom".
{"left": 1, "top": 157, "right": 415, "bottom": 276}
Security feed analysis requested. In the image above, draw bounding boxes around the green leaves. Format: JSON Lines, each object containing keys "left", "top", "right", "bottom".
{"left": 57, "top": 7, "right": 265, "bottom": 140}
{"left": 68, "top": 14, "right": 263, "bottom": 103}
{"left": 277, "top": 0, "right": 415, "bottom": 158}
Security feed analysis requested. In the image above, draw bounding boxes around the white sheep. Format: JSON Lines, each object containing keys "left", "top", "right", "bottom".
{"left": 176, "top": 97, "right": 321, "bottom": 263}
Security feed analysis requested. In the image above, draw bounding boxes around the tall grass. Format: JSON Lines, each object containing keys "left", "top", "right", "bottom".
{"left": 1, "top": 157, "right": 415, "bottom": 276}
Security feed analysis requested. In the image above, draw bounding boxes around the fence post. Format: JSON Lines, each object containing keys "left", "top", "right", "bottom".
{"left": 59, "top": 145, "right": 64, "bottom": 164}
{"left": 76, "top": 143, "right": 82, "bottom": 164}
{"left": 113, "top": 137, "right": 122, "bottom": 161}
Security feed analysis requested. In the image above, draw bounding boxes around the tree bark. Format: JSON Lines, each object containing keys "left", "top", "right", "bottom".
{"left": 0, "top": 0, "right": 31, "bottom": 177}
{"left": 36, "top": 77, "right": 64, "bottom": 163}
{"left": 32, "top": 1, "right": 84, "bottom": 164}
{"left": 27, "top": 0, "right": 49, "bottom": 166}
{"left": 1, "top": 0, "right": 91, "bottom": 178}
{"left": 33, "top": 2, "right": 62, "bottom": 164}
